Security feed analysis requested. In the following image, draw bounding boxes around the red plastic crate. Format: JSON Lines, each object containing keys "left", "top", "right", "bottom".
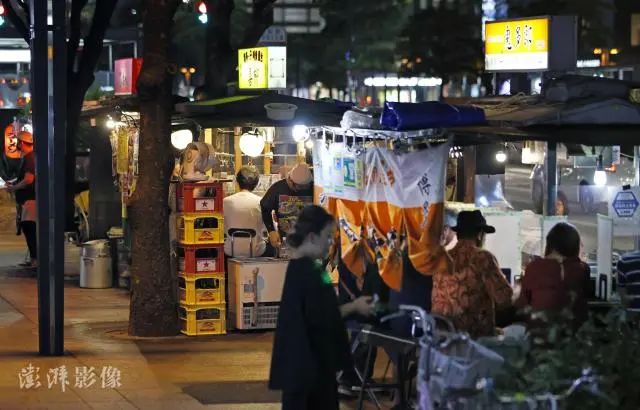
{"left": 177, "top": 244, "right": 225, "bottom": 274}
{"left": 176, "top": 182, "right": 224, "bottom": 213}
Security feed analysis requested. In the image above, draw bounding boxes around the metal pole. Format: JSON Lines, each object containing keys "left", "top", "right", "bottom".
{"left": 30, "top": 0, "right": 66, "bottom": 356}
{"left": 635, "top": 146, "right": 640, "bottom": 250}
{"left": 546, "top": 141, "right": 558, "bottom": 216}
{"left": 634, "top": 146, "right": 640, "bottom": 187}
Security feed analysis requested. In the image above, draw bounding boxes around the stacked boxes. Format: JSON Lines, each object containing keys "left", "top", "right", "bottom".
{"left": 175, "top": 181, "right": 226, "bottom": 336}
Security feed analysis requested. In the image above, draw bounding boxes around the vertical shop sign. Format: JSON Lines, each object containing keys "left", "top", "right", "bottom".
{"left": 116, "top": 128, "right": 128, "bottom": 174}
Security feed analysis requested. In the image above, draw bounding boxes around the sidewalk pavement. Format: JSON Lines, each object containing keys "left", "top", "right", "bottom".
{"left": 0, "top": 235, "right": 391, "bottom": 410}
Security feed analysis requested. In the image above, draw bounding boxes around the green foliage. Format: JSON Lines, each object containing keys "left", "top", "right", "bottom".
{"left": 287, "top": 0, "right": 412, "bottom": 89}
{"left": 171, "top": 1, "right": 252, "bottom": 79}
{"left": 495, "top": 308, "right": 640, "bottom": 409}
{"left": 172, "top": 7, "right": 206, "bottom": 68}
{"left": 397, "top": 3, "right": 484, "bottom": 84}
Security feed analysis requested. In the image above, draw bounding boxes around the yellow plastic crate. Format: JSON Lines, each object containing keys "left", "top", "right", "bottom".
{"left": 178, "top": 304, "right": 226, "bottom": 336}
{"left": 177, "top": 213, "right": 224, "bottom": 245}
{"left": 178, "top": 272, "right": 226, "bottom": 306}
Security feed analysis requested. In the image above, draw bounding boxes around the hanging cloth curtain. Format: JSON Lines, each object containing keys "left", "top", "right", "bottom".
{"left": 363, "top": 147, "right": 405, "bottom": 291}
{"left": 401, "top": 143, "right": 452, "bottom": 276}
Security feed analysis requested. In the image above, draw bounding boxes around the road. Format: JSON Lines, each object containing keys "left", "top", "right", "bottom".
{"left": 503, "top": 164, "right": 634, "bottom": 256}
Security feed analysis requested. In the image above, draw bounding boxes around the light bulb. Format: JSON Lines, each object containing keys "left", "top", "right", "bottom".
{"left": 106, "top": 117, "right": 116, "bottom": 129}
{"left": 239, "top": 132, "right": 265, "bottom": 157}
{"left": 594, "top": 170, "right": 607, "bottom": 187}
{"left": 495, "top": 150, "right": 507, "bottom": 163}
{"left": 292, "top": 125, "right": 309, "bottom": 142}
{"left": 171, "top": 129, "right": 193, "bottom": 150}
{"left": 305, "top": 140, "right": 314, "bottom": 149}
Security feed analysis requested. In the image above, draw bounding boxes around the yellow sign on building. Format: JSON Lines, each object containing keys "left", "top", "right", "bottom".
{"left": 485, "top": 18, "right": 550, "bottom": 71}
{"left": 238, "top": 47, "right": 287, "bottom": 89}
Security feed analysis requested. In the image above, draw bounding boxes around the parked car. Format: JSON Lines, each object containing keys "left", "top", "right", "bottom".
{"left": 530, "top": 153, "right": 636, "bottom": 215}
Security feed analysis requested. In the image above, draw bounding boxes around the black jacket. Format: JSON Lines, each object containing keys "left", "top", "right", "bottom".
{"left": 259, "top": 179, "right": 313, "bottom": 237}
{"left": 269, "top": 257, "right": 351, "bottom": 391}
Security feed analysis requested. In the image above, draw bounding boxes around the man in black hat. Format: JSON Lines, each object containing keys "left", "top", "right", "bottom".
{"left": 432, "top": 210, "right": 512, "bottom": 338}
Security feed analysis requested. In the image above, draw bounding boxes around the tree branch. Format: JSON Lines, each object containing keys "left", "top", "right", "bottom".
{"left": 240, "top": 0, "right": 276, "bottom": 48}
{"left": 76, "top": 0, "right": 118, "bottom": 92}
{"left": 0, "top": 0, "right": 29, "bottom": 43}
{"left": 67, "top": 0, "right": 89, "bottom": 78}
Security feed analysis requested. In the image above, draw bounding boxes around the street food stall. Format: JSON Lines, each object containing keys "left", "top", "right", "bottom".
{"left": 174, "top": 93, "right": 349, "bottom": 334}
{"left": 451, "top": 78, "right": 640, "bottom": 303}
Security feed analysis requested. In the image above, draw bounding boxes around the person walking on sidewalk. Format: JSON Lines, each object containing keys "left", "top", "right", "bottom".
{"left": 269, "top": 205, "right": 375, "bottom": 410}
{"left": 6, "top": 131, "right": 37, "bottom": 268}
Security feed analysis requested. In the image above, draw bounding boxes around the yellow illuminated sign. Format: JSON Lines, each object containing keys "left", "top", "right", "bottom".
{"left": 485, "top": 18, "right": 549, "bottom": 71}
{"left": 238, "top": 47, "right": 287, "bottom": 89}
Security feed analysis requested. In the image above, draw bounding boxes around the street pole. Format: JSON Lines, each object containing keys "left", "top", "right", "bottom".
{"left": 30, "top": 0, "right": 67, "bottom": 356}
{"left": 546, "top": 141, "right": 557, "bottom": 216}
{"left": 635, "top": 146, "right": 640, "bottom": 250}
{"left": 634, "top": 146, "right": 640, "bottom": 187}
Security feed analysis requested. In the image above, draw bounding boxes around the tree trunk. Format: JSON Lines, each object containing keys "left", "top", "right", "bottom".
{"left": 128, "top": 0, "right": 180, "bottom": 337}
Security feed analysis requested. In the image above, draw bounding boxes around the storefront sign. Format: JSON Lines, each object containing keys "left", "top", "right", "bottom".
{"left": 116, "top": 128, "right": 129, "bottom": 174}
{"left": 485, "top": 16, "right": 576, "bottom": 72}
{"left": 238, "top": 47, "right": 287, "bottom": 89}
{"left": 608, "top": 187, "right": 640, "bottom": 236}
{"left": 485, "top": 18, "right": 549, "bottom": 71}
{"left": 114, "top": 58, "right": 143, "bottom": 96}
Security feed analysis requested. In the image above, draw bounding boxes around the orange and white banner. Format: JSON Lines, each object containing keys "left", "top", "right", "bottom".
{"left": 363, "top": 145, "right": 451, "bottom": 290}
{"left": 313, "top": 139, "right": 451, "bottom": 290}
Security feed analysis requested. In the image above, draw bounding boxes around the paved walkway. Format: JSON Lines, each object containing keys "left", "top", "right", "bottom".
{"left": 0, "top": 234, "right": 391, "bottom": 409}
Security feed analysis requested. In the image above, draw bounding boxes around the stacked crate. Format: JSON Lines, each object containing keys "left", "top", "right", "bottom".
{"left": 175, "top": 181, "right": 227, "bottom": 336}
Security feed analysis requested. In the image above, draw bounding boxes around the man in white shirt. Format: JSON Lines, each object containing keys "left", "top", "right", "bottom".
{"left": 224, "top": 166, "right": 267, "bottom": 258}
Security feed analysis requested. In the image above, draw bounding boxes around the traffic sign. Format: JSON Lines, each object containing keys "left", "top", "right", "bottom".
{"left": 258, "top": 26, "right": 287, "bottom": 46}
{"left": 612, "top": 191, "right": 639, "bottom": 218}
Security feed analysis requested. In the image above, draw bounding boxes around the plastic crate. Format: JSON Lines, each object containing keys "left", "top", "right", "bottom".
{"left": 177, "top": 213, "right": 224, "bottom": 245}
{"left": 177, "top": 244, "right": 224, "bottom": 274}
{"left": 178, "top": 273, "right": 226, "bottom": 306}
{"left": 178, "top": 304, "right": 226, "bottom": 336}
{"left": 238, "top": 303, "right": 280, "bottom": 330}
{"left": 176, "top": 182, "right": 224, "bottom": 214}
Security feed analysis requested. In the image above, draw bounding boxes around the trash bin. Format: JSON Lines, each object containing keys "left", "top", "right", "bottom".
{"left": 80, "top": 240, "right": 112, "bottom": 289}
{"left": 64, "top": 232, "right": 81, "bottom": 277}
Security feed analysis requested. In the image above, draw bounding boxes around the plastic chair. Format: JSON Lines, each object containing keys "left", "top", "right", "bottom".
{"left": 228, "top": 228, "right": 257, "bottom": 258}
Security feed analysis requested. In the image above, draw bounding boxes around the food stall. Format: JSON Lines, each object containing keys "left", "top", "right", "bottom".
{"left": 174, "top": 93, "right": 349, "bottom": 334}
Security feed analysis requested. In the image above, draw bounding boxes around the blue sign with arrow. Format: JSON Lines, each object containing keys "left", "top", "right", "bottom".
{"left": 612, "top": 191, "right": 639, "bottom": 218}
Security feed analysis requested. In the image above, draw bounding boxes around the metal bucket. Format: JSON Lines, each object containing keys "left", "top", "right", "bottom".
{"left": 80, "top": 240, "right": 112, "bottom": 289}
{"left": 64, "top": 233, "right": 81, "bottom": 277}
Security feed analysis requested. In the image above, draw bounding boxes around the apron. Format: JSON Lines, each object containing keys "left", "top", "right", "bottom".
{"left": 21, "top": 199, "right": 37, "bottom": 223}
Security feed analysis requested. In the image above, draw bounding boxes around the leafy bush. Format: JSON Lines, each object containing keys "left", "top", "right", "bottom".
{"left": 495, "top": 308, "right": 640, "bottom": 409}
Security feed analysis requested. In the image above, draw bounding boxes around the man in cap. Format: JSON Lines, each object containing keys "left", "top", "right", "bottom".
{"left": 432, "top": 210, "right": 512, "bottom": 338}
{"left": 260, "top": 163, "right": 313, "bottom": 249}
{"left": 6, "top": 131, "right": 37, "bottom": 268}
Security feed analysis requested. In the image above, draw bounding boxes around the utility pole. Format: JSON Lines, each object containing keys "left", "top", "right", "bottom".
{"left": 30, "top": 0, "right": 67, "bottom": 355}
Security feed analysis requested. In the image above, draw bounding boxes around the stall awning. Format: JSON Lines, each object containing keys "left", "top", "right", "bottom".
{"left": 175, "top": 94, "right": 350, "bottom": 128}
{"left": 449, "top": 95, "right": 640, "bottom": 146}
